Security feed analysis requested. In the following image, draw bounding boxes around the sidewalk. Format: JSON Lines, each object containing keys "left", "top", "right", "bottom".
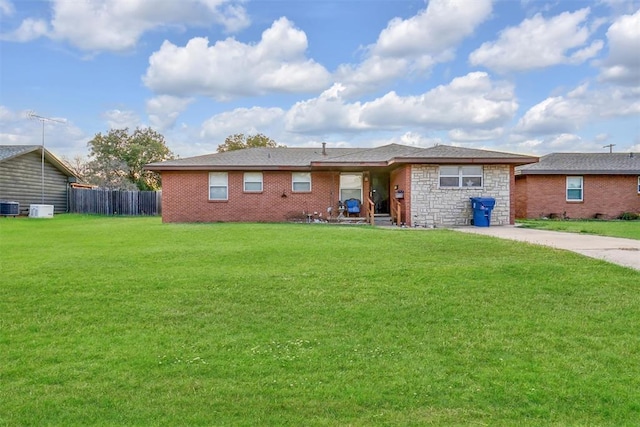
{"left": 452, "top": 225, "right": 640, "bottom": 271}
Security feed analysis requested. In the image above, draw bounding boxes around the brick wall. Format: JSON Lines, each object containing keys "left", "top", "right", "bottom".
{"left": 514, "top": 175, "right": 528, "bottom": 219}
{"left": 515, "top": 174, "right": 640, "bottom": 219}
{"left": 161, "top": 170, "right": 343, "bottom": 223}
{"left": 410, "top": 164, "right": 512, "bottom": 227}
{"left": 161, "top": 165, "right": 521, "bottom": 224}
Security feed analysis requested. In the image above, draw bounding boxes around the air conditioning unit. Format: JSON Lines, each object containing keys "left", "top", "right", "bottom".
{"left": 29, "top": 204, "right": 54, "bottom": 218}
{"left": 0, "top": 201, "right": 19, "bottom": 216}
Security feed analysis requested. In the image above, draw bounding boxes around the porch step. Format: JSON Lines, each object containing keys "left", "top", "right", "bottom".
{"left": 333, "top": 218, "right": 368, "bottom": 226}
{"left": 374, "top": 214, "right": 394, "bottom": 226}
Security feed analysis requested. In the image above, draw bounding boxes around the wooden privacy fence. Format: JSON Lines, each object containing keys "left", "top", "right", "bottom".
{"left": 69, "top": 188, "right": 161, "bottom": 216}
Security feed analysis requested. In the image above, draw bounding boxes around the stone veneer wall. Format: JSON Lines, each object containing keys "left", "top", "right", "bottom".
{"left": 410, "top": 164, "right": 511, "bottom": 227}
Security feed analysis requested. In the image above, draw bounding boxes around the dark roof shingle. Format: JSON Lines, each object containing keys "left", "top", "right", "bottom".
{"left": 516, "top": 153, "right": 640, "bottom": 175}
{"left": 146, "top": 143, "right": 537, "bottom": 170}
{"left": 0, "top": 144, "right": 77, "bottom": 177}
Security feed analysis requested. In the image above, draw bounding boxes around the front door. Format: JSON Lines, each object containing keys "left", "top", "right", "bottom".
{"left": 370, "top": 172, "right": 390, "bottom": 214}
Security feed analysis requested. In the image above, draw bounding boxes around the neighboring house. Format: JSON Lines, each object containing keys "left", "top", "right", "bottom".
{"left": 0, "top": 145, "right": 78, "bottom": 214}
{"left": 515, "top": 152, "right": 640, "bottom": 219}
{"left": 146, "top": 143, "right": 537, "bottom": 226}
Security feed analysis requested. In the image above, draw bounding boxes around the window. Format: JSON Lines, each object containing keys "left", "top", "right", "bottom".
{"left": 638, "top": 176, "right": 640, "bottom": 193}
{"left": 566, "top": 176, "right": 583, "bottom": 201}
{"left": 439, "top": 166, "right": 483, "bottom": 188}
{"left": 340, "top": 173, "right": 362, "bottom": 201}
{"left": 292, "top": 172, "right": 311, "bottom": 192}
{"left": 209, "top": 172, "right": 228, "bottom": 200}
{"left": 244, "top": 172, "right": 263, "bottom": 192}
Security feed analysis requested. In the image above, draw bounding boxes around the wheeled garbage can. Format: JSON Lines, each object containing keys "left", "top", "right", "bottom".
{"left": 470, "top": 197, "right": 496, "bottom": 227}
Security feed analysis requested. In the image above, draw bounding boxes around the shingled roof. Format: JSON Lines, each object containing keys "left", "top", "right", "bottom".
{"left": 516, "top": 152, "right": 640, "bottom": 175}
{"left": 0, "top": 144, "right": 77, "bottom": 177}
{"left": 146, "top": 143, "right": 537, "bottom": 171}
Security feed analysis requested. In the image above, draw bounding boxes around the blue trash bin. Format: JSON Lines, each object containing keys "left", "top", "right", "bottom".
{"left": 470, "top": 197, "right": 496, "bottom": 227}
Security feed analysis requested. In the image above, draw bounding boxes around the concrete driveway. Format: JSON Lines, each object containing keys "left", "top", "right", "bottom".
{"left": 453, "top": 225, "right": 640, "bottom": 271}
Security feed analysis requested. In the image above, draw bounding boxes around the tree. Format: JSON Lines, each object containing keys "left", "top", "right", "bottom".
{"left": 87, "top": 127, "right": 174, "bottom": 190}
{"left": 217, "top": 133, "right": 284, "bottom": 152}
{"left": 62, "top": 154, "right": 92, "bottom": 182}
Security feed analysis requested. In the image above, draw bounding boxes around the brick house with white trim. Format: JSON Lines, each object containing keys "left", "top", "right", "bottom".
{"left": 515, "top": 152, "right": 640, "bottom": 219}
{"left": 146, "top": 143, "right": 537, "bottom": 226}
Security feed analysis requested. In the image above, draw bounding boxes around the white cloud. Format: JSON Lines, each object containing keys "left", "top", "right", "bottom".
{"left": 516, "top": 83, "right": 640, "bottom": 135}
{"left": 449, "top": 128, "right": 505, "bottom": 142}
{"left": 469, "top": 8, "right": 602, "bottom": 72}
{"left": 569, "top": 40, "right": 605, "bottom": 63}
{"left": 143, "top": 17, "right": 332, "bottom": 100}
{"left": 0, "top": 18, "right": 48, "bottom": 42}
{"left": 286, "top": 72, "right": 518, "bottom": 134}
{"left": 0, "top": 106, "right": 87, "bottom": 157}
{"left": 503, "top": 132, "right": 608, "bottom": 155}
{"left": 599, "top": 0, "right": 640, "bottom": 15}
{"left": 546, "top": 133, "right": 585, "bottom": 150}
{"left": 200, "top": 106, "right": 286, "bottom": 142}
{"left": 373, "top": 0, "right": 492, "bottom": 57}
{"left": 1, "top": 0, "right": 249, "bottom": 52}
{"left": 516, "top": 96, "right": 593, "bottom": 135}
{"left": 335, "top": 56, "right": 410, "bottom": 98}
{"left": 0, "top": 0, "right": 14, "bottom": 16}
{"left": 594, "top": 133, "right": 610, "bottom": 143}
{"left": 599, "top": 9, "right": 640, "bottom": 86}
{"left": 0, "top": 105, "right": 18, "bottom": 121}
{"left": 335, "top": 0, "right": 492, "bottom": 96}
{"left": 284, "top": 84, "right": 366, "bottom": 133}
{"left": 103, "top": 109, "right": 142, "bottom": 130}
{"left": 146, "top": 95, "right": 194, "bottom": 131}
{"left": 360, "top": 72, "right": 517, "bottom": 129}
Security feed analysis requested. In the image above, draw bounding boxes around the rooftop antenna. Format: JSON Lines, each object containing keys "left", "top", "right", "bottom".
{"left": 27, "top": 111, "right": 65, "bottom": 204}
{"left": 603, "top": 143, "right": 615, "bottom": 153}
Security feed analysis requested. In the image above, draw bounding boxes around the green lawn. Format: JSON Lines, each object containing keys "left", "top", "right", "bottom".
{"left": 1, "top": 215, "right": 639, "bottom": 426}
{"left": 517, "top": 219, "right": 640, "bottom": 240}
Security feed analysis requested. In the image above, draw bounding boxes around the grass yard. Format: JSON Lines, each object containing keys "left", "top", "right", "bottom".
{"left": 517, "top": 219, "right": 640, "bottom": 240}
{"left": 1, "top": 215, "right": 639, "bottom": 426}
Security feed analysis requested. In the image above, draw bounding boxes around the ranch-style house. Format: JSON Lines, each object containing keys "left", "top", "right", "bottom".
{"left": 145, "top": 143, "right": 538, "bottom": 226}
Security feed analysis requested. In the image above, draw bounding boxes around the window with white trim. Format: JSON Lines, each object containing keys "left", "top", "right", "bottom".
{"left": 209, "top": 172, "right": 228, "bottom": 200}
{"left": 292, "top": 172, "right": 311, "bottom": 192}
{"left": 244, "top": 172, "right": 263, "bottom": 192}
{"left": 637, "top": 176, "right": 640, "bottom": 193}
{"left": 439, "top": 166, "right": 483, "bottom": 188}
{"left": 566, "top": 176, "right": 583, "bottom": 201}
{"left": 340, "top": 173, "right": 362, "bottom": 201}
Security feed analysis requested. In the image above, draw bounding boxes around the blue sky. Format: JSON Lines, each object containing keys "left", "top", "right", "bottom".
{"left": 1, "top": 0, "right": 638, "bottom": 160}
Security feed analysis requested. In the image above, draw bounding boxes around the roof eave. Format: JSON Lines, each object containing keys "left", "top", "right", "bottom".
{"left": 310, "top": 161, "right": 390, "bottom": 168}
{"left": 518, "top": 169, "right": 640, "bottom": 175}
{"left": 145, "top": 165, "right": 313, "bottom": 172}
{"left": 392, "top": 156, "right": 539, "bottom": 165}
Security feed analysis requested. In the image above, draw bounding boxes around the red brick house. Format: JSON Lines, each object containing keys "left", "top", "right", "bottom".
{"left": 146, "top": 143, "right": 537, "bottom": 226}
{"left": 515, "top": 152, "right": 640, "bottom": 219}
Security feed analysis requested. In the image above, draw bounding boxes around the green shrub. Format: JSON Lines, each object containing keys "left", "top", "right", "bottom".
{"left": 617, "top": 212, "right": 640, "bottom": 220}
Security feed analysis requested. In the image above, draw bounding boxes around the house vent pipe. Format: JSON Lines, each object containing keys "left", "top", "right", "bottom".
{"left": 322, "top": 142, "right": 327, "bottom": 155}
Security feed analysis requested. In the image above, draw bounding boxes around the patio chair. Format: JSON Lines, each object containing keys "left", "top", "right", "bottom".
{"left": 345, "top": 198, "right": 361, "bottom": 217}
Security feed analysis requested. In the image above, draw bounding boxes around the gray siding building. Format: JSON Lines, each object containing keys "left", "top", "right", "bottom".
{"left": 0, "top": 145, "right": 78, "bottom": 214}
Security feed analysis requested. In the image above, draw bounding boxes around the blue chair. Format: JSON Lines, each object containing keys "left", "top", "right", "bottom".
{"left": 345, "top": 198, "right": 360, "bottom": 216}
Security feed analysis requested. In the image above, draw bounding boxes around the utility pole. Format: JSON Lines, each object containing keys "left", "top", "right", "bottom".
{"left": 27, "top": 112, "right": 65, "bottom": 204}
{"left": 603, "top": 144, "right": 615, "bottom": 153}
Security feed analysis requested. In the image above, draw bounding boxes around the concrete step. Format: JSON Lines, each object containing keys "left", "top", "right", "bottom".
{"left": 374, "top": 214, "right": 393, "bottom": 226}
